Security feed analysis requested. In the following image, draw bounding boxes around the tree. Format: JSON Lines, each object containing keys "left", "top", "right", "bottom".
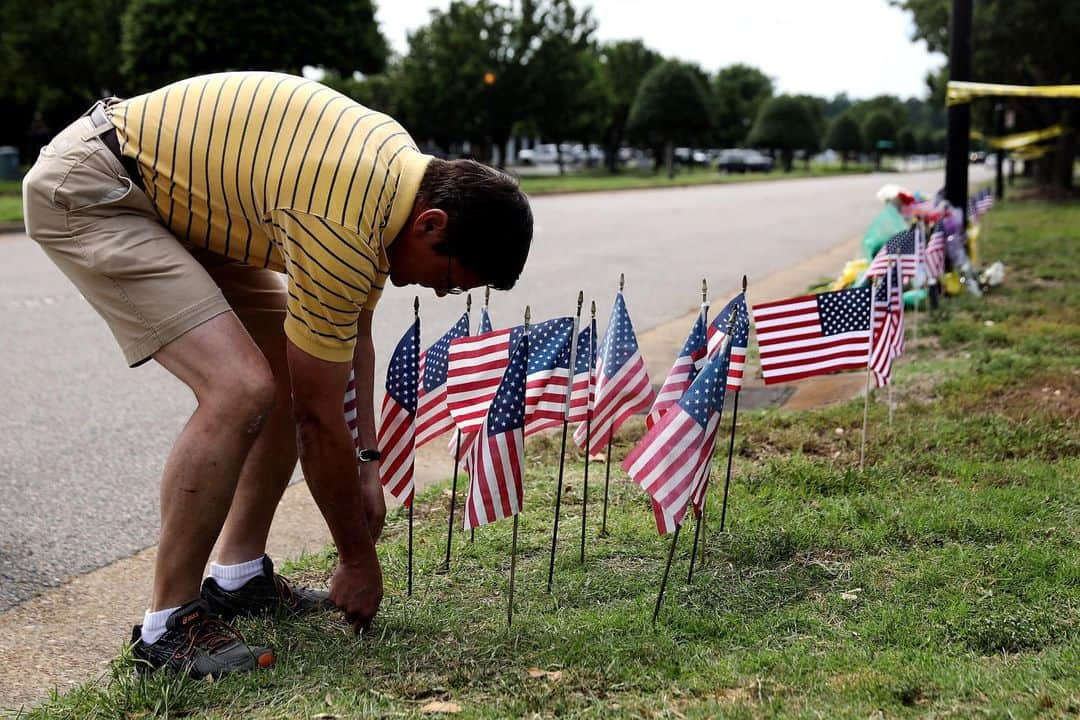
{"left": 0, "top": 0, "right": 128, "bottom": 154}
{"left": 520, "top": 0, "right": 611, "bottom": 174}
{"left": 862, "top": 111, "right": 898, "bottom": 169}
{"left": 710, "top": 63, "right": 773, "bottom": 147}
{"left": 120, "top": 0, "right": 388, "bottom": 92}
{"left": 894, "top": 0, "right": 1080, "bottom": 188}
{"left": 747, "top": 95, "right": 820, "bottom": 172}
{"left": 626, "top": 61, "right": 712, "bottom": 178}
{"left": 825, "top": 113, "right": 863, "bottom": 168}
{"left": 598, "top": 40, "right": 663, "bottom": 172}
{"left": 896, "top": 126, "right": 917, "bottom": 156}
{"left": 396, "top": 1, "right": 522, "bottom": 160}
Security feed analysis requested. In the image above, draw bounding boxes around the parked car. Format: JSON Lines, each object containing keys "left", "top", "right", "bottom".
{"left": 517, "top": 143, "right": 559, "bottom": 165}
{"left": 715, "top": 148, "right": 773, "bottom": 173}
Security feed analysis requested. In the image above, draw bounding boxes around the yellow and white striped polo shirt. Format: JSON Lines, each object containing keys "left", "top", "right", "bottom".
{"left": 107, "top": 72, "right": 432, "bottom": 362}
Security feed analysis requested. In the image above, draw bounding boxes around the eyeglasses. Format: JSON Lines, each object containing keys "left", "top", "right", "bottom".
{"left": 444, "top": 254, "right": 465, "bottom": 295}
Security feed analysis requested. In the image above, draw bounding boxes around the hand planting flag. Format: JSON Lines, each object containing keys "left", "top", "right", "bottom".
{"left": 646, "top": 308, "right": 708, "bottom": 429}
{"left": 623, "top": 340, "right": 733, "bottom": 534}
{"left": 566, "top": 319, "right": 597, "bottom": 424}
{"left": 573, "top": 292, "right": 654, "bottom": 454}
{"left": 752, "top": 287, "right": 872, "bottom": 385}
{"left": 707, "top": 292, "right": 751, "bottom": 391}
{"left": 869, "top": 263, "right": 904, "bottom": 388}
{"left": 464, "top": 333, "right": 528, "bottom": 530}
{"left": 376, "top": 319, "right": 421, "bottom": 505}
{"left": 865, "top": 227, "right": 918, "bottom": 284}
{"left": 415, "top": 313, "right": 471, "bottom": 448}
{"left": 523, "top": 317, "right": 577, "bottom": 436}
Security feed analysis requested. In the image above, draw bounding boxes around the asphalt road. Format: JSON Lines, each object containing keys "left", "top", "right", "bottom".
{"left": 0, "top": 166, "right": 990, "bottom": 610}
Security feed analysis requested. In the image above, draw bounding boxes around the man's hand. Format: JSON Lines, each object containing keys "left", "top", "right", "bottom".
{"left": 358, "top": 462, "right": 386, "bottom": 541}
{"left": 329, "top": 552, "right": 384, "bottom": 634}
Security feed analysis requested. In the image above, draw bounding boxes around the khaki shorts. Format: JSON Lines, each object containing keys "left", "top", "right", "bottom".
{"left": 22, "top": 112, "right": 286, "bottom": 367}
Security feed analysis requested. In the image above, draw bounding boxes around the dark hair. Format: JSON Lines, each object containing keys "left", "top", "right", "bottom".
{"left": 418, "top": 158, "right": 533, "bottom": 291}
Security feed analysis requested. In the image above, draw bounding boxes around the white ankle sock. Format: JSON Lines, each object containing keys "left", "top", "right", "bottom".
{"left": 210, "top": 556, "right": 266, "bottom": 591}
{"left": 141, "top": 605, "right": 180, "bottom": 645}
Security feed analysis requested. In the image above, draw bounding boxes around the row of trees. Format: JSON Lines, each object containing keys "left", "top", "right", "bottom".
{"left": 2, "top": 0, "right": 1074, "bottom": 187}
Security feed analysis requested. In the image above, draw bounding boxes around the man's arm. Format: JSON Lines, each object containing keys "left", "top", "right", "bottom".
{"left": 286, "top": 338, "right": 382, "bottom": 632}
{"left": 353, "top": 309, "right": 386, "bottom": 540}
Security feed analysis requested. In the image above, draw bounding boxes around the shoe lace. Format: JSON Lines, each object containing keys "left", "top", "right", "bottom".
{"left": 172, "top": 617, "right": 246, "bottom": 661}
{"left": 272, "top": 574, "right": 298, "bottom": 607}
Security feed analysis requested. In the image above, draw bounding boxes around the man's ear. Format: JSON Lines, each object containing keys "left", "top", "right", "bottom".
{"left": 416, "top": 208, "right": 448, "bottom": 235}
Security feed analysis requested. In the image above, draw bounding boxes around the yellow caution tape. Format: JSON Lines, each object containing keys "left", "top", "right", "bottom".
{"left": 986, "top": 125, "right": 1064, "bottom": 150}
{"left": 947, "top": 81, "right": 1080, "bottom": 106}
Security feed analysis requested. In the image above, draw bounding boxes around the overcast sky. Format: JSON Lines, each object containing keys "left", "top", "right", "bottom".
{"left": 375, "top": 0, "right": 944, "bottom": 100}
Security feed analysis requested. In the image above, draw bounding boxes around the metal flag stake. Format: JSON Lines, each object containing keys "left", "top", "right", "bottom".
{"left": 860, "top": 275, "right": 879, "bottom": 471}
{"left": 508, "top": 305, "right": 530, "bottom": 628}
{"left": 687, "top": 278, "right": 711, "bottom": 582}
{"left": 441, "top": 293, "right": 472, "bottom": 574}
{"left": 473, "top": 287, "right": 492, "bottom": 544}
{"left": 408, "top": 296, "right": 419, "bottom": 596}
{"left": 653, "top": 522, "right": 683, "bottom": 625}
{"left": 718, "top": 275, "right": 748, "bottom": 534}
{"left": 579, "top": 299, "right": 597, "bottom": 564}
{"left": 600, "top": 273, "right": 625, "bottom": 537}
{"left": 547, "top": 291, "right": 584, "bottom": 593}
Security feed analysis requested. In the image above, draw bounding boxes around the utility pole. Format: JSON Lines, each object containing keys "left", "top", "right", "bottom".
{"left": 944, "top": 0, "right": 973, "bottom": 224}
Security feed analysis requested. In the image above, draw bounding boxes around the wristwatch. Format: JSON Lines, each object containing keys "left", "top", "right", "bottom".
{"left": 357, "top": 448, "right": 381, "bottom": 463}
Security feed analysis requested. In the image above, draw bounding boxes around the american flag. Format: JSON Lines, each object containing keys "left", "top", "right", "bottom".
{"left": 345, "top": 371, "right": 359, "bottom": 450}
{"left": 646, "top": 307, "right": 708, "bottom": 429}
{"left": 869, "top": 263, "right": 904, "bottom": 388}
{"left": 376, "top": 319, "right": 421, "bottom": 505}
{"left": 446, "top": 326, "right": 522, "bottom": 435}
{"left": 975, "top": 188, "right": 994, "bottom": 216}
{"left": 707, "top": 292, "right": 751, "bottom": 391}
{"left": 464, "top": 333, "right": 528, "bottom": 530}
{"left": 573, "top": 292, "right": 655, "bottom": 454}
{"left": 865, "top": 227, "right": 918, "bottom": 284}
{"left": 445, "top": 306, "right": 496, "bottom": 460}
{"left": 623, "top": 338, "right": 733, "bottom": 534}
{"left": 566, "top": 319, "right": 597, "bottom": 424}
{"left": 414, "top": 313, "right": 470, "bottom": 448}
{"left": 523, "top": 317, "right": 577, "bottom": 436}
{"left": 752, "top": 287, "right": 872, "bottom": 385}
{"left": 924, "top": 222, "right": 947, "bottom": 281}
{"left": 478, "top": 306, "right": 494, "bottom": 334}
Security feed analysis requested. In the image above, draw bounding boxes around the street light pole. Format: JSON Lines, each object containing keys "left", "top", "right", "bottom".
{"left": 944, "top": 0, "right": 973, "bottom": 224}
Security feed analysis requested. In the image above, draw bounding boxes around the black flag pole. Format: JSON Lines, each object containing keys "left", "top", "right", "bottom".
{"left": 547, "top": 291, "right": 584, "bottom": 593}
{"left": 686, "top": 278, "right": 711, "bottom": 581}
{"left": 600, "top": 273, "right": 624, "bottom": 537}
{"left": 860, "top": 273, "right": 880, "bottom": 471}
{"left": 508, "top": 305, "right": 531, "bottom": 628}
{"left": 718, "top": 275, "right": 748, "bottom": 533}
{"left": 407, "top": 296, "right": 419, "bottom": 596}
{"left": 688, "top": 310, "right": 736, "bottom": 583}
{"left": 579, "top": 300, "right": 596, "bottom": 564}
{"left": 474, "top": 287, "right": 492, "bottom": 543}
{"left": 442, "top": 293, "right": 472, "bottom": 573}
{"left": 653, "top": 522, "right": 683, "bottom": 625}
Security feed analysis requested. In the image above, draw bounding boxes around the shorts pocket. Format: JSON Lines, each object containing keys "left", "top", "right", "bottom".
{"left": 53, "top": 151, "right": 134, "bottom": 213}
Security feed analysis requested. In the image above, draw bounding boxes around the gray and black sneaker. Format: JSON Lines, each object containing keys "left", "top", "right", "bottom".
{"left": 130, "top": 599, "right": 275, "bottom": 679}
{"left": 201, "top": 555, "right": 334, "bottom": 620}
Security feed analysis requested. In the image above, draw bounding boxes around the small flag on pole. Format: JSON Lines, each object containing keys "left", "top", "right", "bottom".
{"left": 377, "top": 318, "right": 421, "bottom": 505}
{"left": 707, "top": 292, "right": 751, "bottom": 390}
{"left": 446, "top": 326, "right": 520, "bottom": 435}
{"left": 523, "top": 317, "right": 576, "bottom": 436}
{"left": 646, "top": 309, "right": 708, "bottom": 429}
{"left": 865, "top": 228, "right": 918, "bottom": 284}
{"left": 567, "top": 319, "right": 597, "bottom": 424}
{"left": 752, "top": 287, "right": 872, "bottom": 385}
{"left": 924, "top": 222, "right": 947, "bottom": 281}
{"left": 623, "top": 340, "right": 733, "bottom": 534}
{"left": 573, "top": 292, "right": 654, "bottom": 453}
{"left": 870, "top": 263, "right": 904, "bottom": 388}
{"left": 464, "top": 333, "right": 529, "bottom": 530}
{"left": 414, "top": 313, "right": 470, "bottom": 448}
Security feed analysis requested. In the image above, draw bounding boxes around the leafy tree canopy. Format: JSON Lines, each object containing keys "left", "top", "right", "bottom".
{"left": 747, "top": 95, "right": 820, "bottom": 152}
{"left": 120, "top": 0, "right": 388, "bottom": 92}
{"left": 862, "top": 110, "right": 898, "bottom": 149}
{"left": 711, "top": 63, "right": 773, "bottom": 147}
{"left": 626, "top": 60, "right": 712, "bottom": 147}
{"left": 825, "top": 113, "right": 863, "bottom": 153}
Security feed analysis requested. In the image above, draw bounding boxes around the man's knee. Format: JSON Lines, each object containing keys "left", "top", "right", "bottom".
{"left": 206, "top": 363, "right": 277, "bottom": 434}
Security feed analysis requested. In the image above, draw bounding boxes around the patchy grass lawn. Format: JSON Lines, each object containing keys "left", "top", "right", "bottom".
{"left": 13, "top": 197, "right": 1078, "bottom": 719}
{"left": 0, "top": 179, "right": 23, "bottom": 224}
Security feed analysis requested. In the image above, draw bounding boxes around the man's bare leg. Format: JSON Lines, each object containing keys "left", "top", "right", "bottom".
{"left": 150, "top": 312, "right": 276, "bottom": 611}
{"left": 214, "top": 317, "right": 298, "bottom": 565}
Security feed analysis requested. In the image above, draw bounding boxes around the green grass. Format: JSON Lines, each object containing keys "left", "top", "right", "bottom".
{"left": 10, "top": 197, "right": 1079, "bottom": 719}
{"left": 0, "top": 179, "right": 23, "bottom": 223}
{"left": 519, "top": 163, "right": 875, "bottom": 195}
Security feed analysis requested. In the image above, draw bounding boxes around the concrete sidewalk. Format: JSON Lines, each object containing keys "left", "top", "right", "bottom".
{"left": 0, "top": 235, "right": 863, "bottom": 711}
